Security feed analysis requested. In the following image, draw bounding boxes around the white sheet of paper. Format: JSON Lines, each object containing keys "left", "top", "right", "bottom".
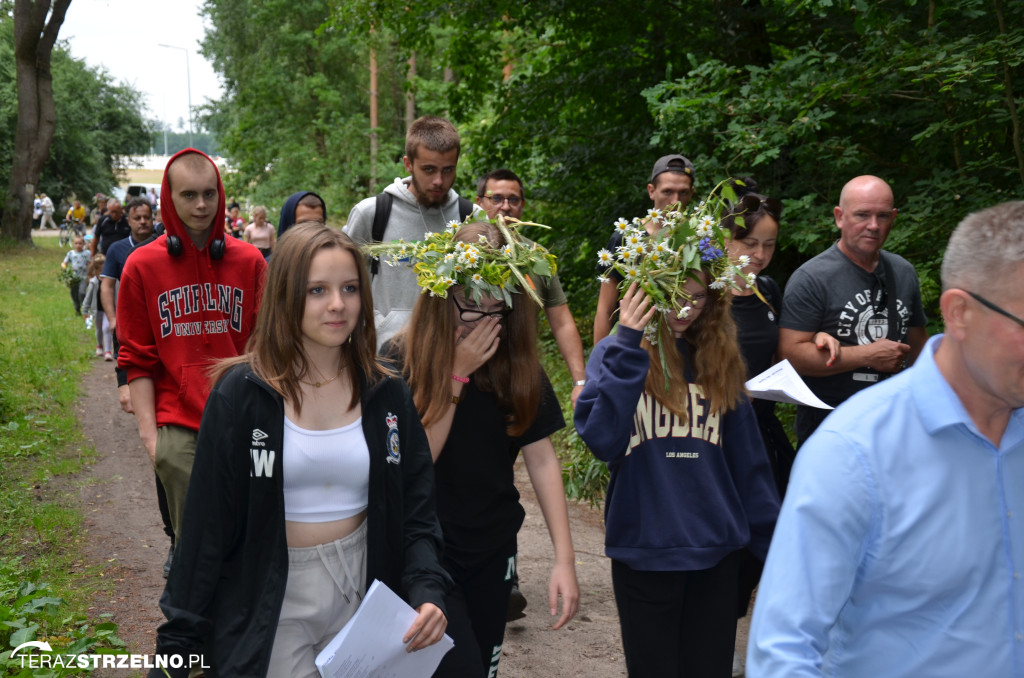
{"left": 315, "top": 579, "right": 453, "bottom": 678}
{"left": 744, "top": 359, "right": 834, "bottom": 410}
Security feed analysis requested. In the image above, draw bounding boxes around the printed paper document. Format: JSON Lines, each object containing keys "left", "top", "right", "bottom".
{"left": 745, "top": 359, "right": 833, "bottom": 410}
{"left": 315, "top": 579, "right": 453, "bottom": 678}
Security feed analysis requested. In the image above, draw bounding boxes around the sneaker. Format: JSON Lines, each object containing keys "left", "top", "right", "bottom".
{"left": 104, "top": 351, "right": 113, "bottom": 362}
{"left": 95, "top": 346, "right": 103, "bottom": 357}
{"left": 163, "top": 544, "right": 174, "bottom": 579}
{"left": 506, "top": 585, "right": 527, "bottom": 622}
{"left": 732, "top": 650, "right": 744, "bottom": 677}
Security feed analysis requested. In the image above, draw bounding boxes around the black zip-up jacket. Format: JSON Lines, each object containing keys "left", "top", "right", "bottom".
{"left": 150, "top": 363, "right": 450, "bottom": 678}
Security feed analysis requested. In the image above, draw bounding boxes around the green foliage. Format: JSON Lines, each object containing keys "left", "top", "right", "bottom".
{"left": 558, "top": 428, "right": 609, "bottom": 509}
{"left": 537, "top": 328, "right": 607, "bottom": 506}
{"left": 0, "top": 559, "right": 125, "bottom": 677}
{"left": 0, "top": 19, "right": 154, "bottom": 211}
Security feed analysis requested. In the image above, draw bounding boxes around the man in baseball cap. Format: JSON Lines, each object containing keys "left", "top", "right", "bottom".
{"left": 593, "top": 154, "right": 697, "bottom": 343}
{"left": 647, "top": 154, "right": 695, "bottom": 206}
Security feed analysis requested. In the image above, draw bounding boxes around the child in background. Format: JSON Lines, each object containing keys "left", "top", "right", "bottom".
{"left": 82, "top": 258, "right": 99, "bottom": 331}
{"left": 83, "top": 254, "right": 112, "bottom": 360}
{"left": 61, "top": 234, "right": 90, "bottom": 315}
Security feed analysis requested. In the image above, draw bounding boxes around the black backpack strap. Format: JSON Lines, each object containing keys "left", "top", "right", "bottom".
{"left": 457, "top": 197, "right": 474, "bottom": 222}
{"left": 370, "top": 192, "right": 393, "bottom": 276}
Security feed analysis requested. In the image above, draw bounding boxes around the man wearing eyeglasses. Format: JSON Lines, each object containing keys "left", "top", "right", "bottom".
{"left": 476, "top": 169, "right": 587, "bottom": 408}
{"left": 593, "top": 154, "right": 697, "bottom": 344}
{"left": 749, "top": 200, "right": 1024, "bottom": 677}
{"left": 778, "top": 175, "right": 928, "bottom": 445}
{"left": 476, "top": 169, "right": 588, "bottom": 625}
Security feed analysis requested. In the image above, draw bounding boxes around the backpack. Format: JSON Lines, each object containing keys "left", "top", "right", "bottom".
{"left": 369, "top": 192, "right": 475, "bottom": 275}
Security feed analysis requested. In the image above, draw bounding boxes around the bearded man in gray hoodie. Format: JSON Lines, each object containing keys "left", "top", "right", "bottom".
{"left": 344, "top": 116, "right": 480, "bottom": 346}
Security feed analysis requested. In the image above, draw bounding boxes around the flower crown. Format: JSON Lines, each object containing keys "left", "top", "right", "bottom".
{"left": 597, "top": 180, "right": 755, "bottom": 344}
{"left": 363, "top": 216, "right": 558, "bottom": 308}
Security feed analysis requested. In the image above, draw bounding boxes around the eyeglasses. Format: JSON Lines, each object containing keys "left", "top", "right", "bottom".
{"left": 965, "top": 291, "right": 1024, "bottom": 330}
{"left": 482, "top": 194, "right": 522, "bottom": 207}
{"left": 452, "top": 296, "right": 509, "bottom": 322}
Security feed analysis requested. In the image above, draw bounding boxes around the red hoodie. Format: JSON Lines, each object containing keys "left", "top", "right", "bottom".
{"left": 116, "top": 149, "right": 266, "bottom": 431}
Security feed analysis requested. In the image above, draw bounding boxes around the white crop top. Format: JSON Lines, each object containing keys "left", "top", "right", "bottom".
{"left": 282, "top": 416, "right": 370, "bottom": 523}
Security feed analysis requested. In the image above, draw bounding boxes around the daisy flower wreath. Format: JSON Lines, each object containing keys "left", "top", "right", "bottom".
{"left": 363, "top": 216, "right": 558, "bottom": 308}
{"left": 597, "top": 180, "right": 760, "bottom": 345}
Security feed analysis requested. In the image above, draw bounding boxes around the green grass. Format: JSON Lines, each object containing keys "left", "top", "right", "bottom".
{"left": 0, "top": 236, "right": 124, "bottom": 672}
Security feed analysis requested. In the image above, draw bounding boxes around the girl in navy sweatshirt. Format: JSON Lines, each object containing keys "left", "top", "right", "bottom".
{"left": 576, "top": 201, "right": 780, "bottom": 678}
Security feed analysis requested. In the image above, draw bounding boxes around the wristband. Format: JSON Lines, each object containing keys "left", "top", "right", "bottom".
{"left": 573, "top": 379, "right": 587, "bottom": 387}
{"left": 451, "top": 373, "right": 470, "bottom": 384}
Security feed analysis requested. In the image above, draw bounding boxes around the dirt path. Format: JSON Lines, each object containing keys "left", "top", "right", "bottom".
{"left": 75, "top": 358, "right": 749, "bottom": 677}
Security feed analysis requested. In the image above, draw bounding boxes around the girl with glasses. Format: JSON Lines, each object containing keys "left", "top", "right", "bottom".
{"left": 381, "top": 220, "right": 579, "bottom": 678}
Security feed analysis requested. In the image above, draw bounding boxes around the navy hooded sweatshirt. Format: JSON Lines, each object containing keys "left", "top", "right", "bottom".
{"left": 574, "top": 326, "right": 779, "bottom": 571}
{"left": 276, "top": 191, "right": 327, "bottom": 238}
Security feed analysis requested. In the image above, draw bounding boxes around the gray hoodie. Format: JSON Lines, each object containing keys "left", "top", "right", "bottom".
{"left": 344, "top": 177, "right": 482, "bottom": 347}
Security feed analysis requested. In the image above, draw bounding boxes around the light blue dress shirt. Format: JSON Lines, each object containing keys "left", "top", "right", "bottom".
{"left": 748, "top": 335, "right": 1024, "bottom": 677}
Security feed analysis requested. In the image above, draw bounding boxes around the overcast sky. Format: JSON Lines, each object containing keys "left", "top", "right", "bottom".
{"left": 61, "top": 0, "right": 224, "bottom": 138}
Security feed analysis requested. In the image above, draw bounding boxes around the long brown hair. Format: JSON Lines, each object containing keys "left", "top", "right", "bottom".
{"left": 211, "top": 222, "right": 390, "bottom": 413}
{"left": 644, "top": 269, "right": 747, "bottom": 418}
{"left": 397, "top": 222, "right": 540, "bottom": 436}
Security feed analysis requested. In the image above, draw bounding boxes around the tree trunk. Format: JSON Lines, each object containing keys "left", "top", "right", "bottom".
{"left": 405, "top": 52, "right": 417, "bottom": 130}
{"left": 369, "top": 47, "right": 378, "bottom": 193}
{"left": 1, "top": 0, "right": 72, "bottom": 242}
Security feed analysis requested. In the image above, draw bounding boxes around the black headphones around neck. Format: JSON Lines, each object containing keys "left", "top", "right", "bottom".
{"left": 166, "top": 234, "right": 225, "bottom": 259}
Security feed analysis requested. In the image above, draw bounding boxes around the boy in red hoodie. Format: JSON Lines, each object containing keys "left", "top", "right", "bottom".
{"left": 117, "top": 150, "right": 266, "bottom": 542}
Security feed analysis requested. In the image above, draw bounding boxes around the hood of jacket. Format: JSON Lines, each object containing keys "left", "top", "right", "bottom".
{"left": 160, "top": 148, "right": 227, "bottom": 251}
{"left": 277, "top": 191, "right": 327, "bottom": 237}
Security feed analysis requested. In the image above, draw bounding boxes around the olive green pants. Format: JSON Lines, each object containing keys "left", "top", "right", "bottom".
{"left": 154, "top": 425, "right": 197, "bottom": 541}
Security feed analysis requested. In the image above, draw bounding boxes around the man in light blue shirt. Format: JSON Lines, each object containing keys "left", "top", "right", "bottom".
{"left": 748, "top": 200, "right": 1024, "bottom": 677}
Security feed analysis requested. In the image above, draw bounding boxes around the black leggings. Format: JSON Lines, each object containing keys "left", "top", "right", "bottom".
{"left": 433, "top": 539, "right": 517, "bottom": 678}
{"left": 70, "top": 283, "right": 83, "bottom": 314}
{"left": 611, "top": 551, "right": 741, "bottom": 678}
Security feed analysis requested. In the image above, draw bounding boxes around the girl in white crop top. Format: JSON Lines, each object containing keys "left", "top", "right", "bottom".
{"left": 163, "top": 223, "right": 447, "bottom": 678}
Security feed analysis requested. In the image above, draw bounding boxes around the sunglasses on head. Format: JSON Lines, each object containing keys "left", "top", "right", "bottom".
{"left": 734, "top": 194, "right": 783, "bottom": 220}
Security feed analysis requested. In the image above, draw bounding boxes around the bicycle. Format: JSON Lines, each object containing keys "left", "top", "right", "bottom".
{"left": 58, "top": 219, "right": 86, "bottom": 248}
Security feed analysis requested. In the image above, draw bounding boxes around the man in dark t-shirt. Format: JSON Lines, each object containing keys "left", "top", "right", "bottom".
{"left": 91, "top": 198, "right": 130, "bottom": 257}
{"left": 778, "top": 175, "right": 929, "bottom": 445}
